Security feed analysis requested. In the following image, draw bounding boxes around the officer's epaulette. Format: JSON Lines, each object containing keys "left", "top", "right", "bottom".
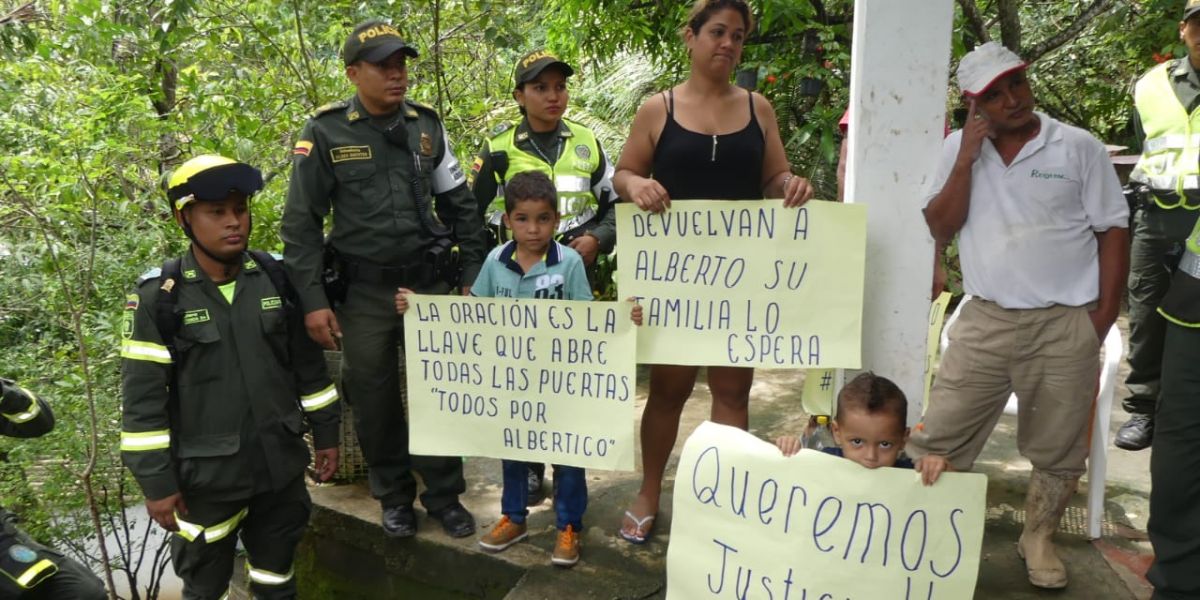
{"left": 312, "top": 100, "right": 350, "bottom": 118}
{"left": 489, "top": 122, "right": 513, "bottom": 138}
{"left": 136, "top": 266, "right": 163, "bottom": 286}
{"left": 404, "top": 99, "right": 439, "bottom": 117}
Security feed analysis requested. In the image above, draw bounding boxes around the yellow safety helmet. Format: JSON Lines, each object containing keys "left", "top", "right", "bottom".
{"left": 166, "top": 155, "right": 263, "bottom": 212}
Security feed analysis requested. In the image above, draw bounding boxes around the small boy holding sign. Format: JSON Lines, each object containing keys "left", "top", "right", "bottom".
{"left": 396, "top": 171, "right": 641, "bottom": 567}
{"left": 776, "top": 373, "right": 949, "bottom": 485}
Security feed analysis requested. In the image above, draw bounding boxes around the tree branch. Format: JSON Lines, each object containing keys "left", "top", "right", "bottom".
{"left": 997, "top": 0, "right": 1021, "bottom": 51}
{"left": 956, "top": 0, "right": 990, "bottom": 44}
{"left": 1022, "top": 0, "right": 1117, "bottom": 62}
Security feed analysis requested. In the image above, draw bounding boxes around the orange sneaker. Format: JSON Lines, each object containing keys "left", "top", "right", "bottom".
{"left": 478, "top": 516, "right": 527, "bottom": 552}
{"left": 551, "top": 525, "right": 580, "bottom": 567}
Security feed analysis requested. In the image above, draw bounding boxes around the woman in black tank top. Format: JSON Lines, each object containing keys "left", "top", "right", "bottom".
{"left": 613, "top": 0, "right": 815, "bottom": 545}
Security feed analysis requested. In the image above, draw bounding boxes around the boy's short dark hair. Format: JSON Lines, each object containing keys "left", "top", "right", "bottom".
{"left": 836, "top": 372, "right": 908, "bottom": 431}
{"left": 504, "top": 171, "right": 558, "bottom": 213}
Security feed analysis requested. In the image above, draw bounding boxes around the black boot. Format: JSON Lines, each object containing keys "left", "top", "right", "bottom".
{"left": 1115, "top": 414, "right": 1154, "bottom": 451}
{"left": 382, "top": 505, "right": 417, "bottom": 538}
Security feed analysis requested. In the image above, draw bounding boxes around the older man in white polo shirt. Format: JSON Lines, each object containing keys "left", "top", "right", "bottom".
{"left": 909, "top": 42, "right": 1130, "bottom": 590}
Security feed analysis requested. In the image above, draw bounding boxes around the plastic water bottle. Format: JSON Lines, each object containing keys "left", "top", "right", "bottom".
{"left": 804, "top": 415, "right": 835, "bottom": 451}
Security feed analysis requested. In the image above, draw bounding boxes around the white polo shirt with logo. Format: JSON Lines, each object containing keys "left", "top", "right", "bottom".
{"left": 926, "top": 112, "right": 1129, "bottom": 309}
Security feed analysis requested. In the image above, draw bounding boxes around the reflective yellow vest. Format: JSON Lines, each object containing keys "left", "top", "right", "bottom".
{"left": 487, "top": 119, "right": 600, "bottom": 221}
{"left": 1158, "top": 219, "right": 1200, "bottom": 327}
{"left": 1131, "top": 61, "right": 1200, "bottom": 209}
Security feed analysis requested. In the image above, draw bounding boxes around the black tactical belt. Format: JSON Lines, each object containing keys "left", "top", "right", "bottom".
{"left": 343, "top": 259, "right": 432, "bottom": 286}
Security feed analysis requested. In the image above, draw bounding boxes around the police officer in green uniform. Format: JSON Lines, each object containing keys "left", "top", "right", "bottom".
{"left": 121, "top": 155, "right": 341, "bottom": 600}
{"left": 1148, "top": 215, "right": 1200, "bottom": 599}
{"left": 470, "top": 49, "right": 618, "bottom": 500}
{"left": 0, "top": 379, "right": 107, "bottom": 599}
{"left": 280, "top": 20, "right": 485, "bottom": 538}
{"left": 1119, "top": 0, "right": 1200, "bottom": 450}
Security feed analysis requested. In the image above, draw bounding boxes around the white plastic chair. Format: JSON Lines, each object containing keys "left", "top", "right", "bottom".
{"left": 938, "top": 295, "right": 1120, "bottom": 539}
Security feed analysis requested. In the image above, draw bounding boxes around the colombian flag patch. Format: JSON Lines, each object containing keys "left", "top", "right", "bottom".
{"left": 471, "top": 156, "right": 483, "bottom": 173}
{"left": 293, "top": 140, "right": 313, "bottom": 157}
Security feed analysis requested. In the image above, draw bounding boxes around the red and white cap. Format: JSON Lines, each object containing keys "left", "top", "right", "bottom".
{"left": 956, "top": 42, "right": 1027, "bottom": 97}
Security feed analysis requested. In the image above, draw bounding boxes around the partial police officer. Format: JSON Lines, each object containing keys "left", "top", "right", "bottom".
{"left": 1147, "top": 215, "right": 1200, "bottom": 598}
{"left": 121, "top": 155, "right": 340, "bottom": 599}
{"left": 469, "top": 49, "right": 618, "bottom": 501}
{"left": 280, "top": 20, "right": 485, "bottom": 538}
{"left": 471, "top": 50, "right": 617, "bottom": 266}
{"left": 1120, "top": 0, "right": 1200, "bottom": 451}
{"left": 0, "top": 379, "right": 107, "bottom": 600}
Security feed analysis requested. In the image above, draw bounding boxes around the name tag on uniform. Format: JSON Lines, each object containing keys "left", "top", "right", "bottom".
{"left": 183, "top": 309, "right": 210, "bottom": 325}
{"left": 330, "top": 146, "right": 373, "bottom": 163}
{"left": 261, "top": 297, "right": 283, "bottom": 311}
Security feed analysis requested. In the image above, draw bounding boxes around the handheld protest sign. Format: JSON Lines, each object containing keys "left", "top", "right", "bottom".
{"left": 666, "top": 422, "right": 986, "bottom": 599}
{"left": 403, "top": 295, "right": 637, "bottom": 470}
{"left": 616, "top": 200, "right": 867, "bottom": 369}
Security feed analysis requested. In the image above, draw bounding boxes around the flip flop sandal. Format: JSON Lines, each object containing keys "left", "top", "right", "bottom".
{"left": 618, "top": 510, "right": 656, "bottom": 545}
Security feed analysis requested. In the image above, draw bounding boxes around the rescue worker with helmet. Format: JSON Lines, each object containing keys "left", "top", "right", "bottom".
{"left": 0, "top": 379, "right": 107, "bottom": 599}
{"left": 1118, "top": 0, "right": 1200, "bottom": 451}
{"left": 120, "top": 155, "right": 341, "bottom": 599}
{"left": 469, "top": 49, "right": 618, "bottom": 501}
{"left": 280, "top": 20, "right": 485, "bottom": 539}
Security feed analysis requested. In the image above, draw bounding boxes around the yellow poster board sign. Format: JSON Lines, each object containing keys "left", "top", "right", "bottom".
{"left": 924, "top": 292, "right": 953, "bottom": 413}
{"left": 802, "top": 368, "right": 838, "bottom": 417}
{"left": 667, "top": 422, "right": 987, "bottom": 599}
{"left": 402, "top": 295, "right": 637, "bottom": 470}
{"left": 616, "top": 200, "right": 866, "bottom": 369}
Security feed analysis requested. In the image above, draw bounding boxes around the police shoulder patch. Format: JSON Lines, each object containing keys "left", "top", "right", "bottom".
{"left": 136, "top": 267, "right": 163, "bottom": 286}
{"left": 312, "top": 100, "right": 349, "bottom": 118}
{"left": 489, "top": 122, "right": 513, "bottom": 138}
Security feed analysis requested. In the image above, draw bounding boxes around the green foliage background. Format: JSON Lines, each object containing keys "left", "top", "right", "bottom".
{"left": 0, "top": 0, "right": 1179, "bottom": 594}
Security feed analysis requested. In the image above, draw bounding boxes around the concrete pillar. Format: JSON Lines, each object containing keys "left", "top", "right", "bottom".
{"left": 845, "top": 0, "right": 954, "bottom": 423}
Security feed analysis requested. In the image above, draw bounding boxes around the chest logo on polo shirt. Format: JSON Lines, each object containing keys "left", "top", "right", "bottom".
{"left": 1030, "top": 169, "right": 1069, "bottom": 181}
{"left": 261, "top": 296, "right": 283, "bottom": 311}
{"left": 183, "top": 309, "right": 210, "bottom": 326}
{"left": 330, "top": 146, "right": 373, "bottom": 163}
{"left": 533, "top": 273, "right": 566, "bottom": 300}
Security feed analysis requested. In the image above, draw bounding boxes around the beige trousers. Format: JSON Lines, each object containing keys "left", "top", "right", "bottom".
{"left": 908, "top": 298, "right": 1099, "bottom": 477}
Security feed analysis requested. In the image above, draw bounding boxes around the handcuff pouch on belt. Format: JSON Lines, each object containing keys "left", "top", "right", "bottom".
{"left": 321, "top": 238, "right": 349, "bottom": 308}
{"left": 0, "top": 530, "right": 58, "bottom": 594}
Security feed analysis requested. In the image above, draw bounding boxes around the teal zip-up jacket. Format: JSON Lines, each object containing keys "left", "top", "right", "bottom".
{"left": 120, "top": 250, "right": 340, "bottom": 501}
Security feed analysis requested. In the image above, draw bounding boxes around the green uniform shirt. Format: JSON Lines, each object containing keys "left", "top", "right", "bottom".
{"left": 470, "top": 118, "right": 618, "bottom": 253}
{"left": 281, "top": 95, "right": 487, "bottom": 312}
{"left": 119, "top": 251, "right": 340, "bottom": 501}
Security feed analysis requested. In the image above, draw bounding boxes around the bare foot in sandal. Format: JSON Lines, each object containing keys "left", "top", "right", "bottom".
{"left": 619, "top": 494, "right": 658, "bottom": 544}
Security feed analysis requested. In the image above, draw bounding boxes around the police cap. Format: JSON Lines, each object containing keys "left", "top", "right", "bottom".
{"left": 1187, "top": 0, "right": 1200, "bottom": 20}
{"left": 166, "top": 155, "right": 263, "bottom": 212}
{"left": 513, "top": 49, "right": 574, "bottom": 88}
{"left": 344, "top": 20, "right": 419, "bottom": 66}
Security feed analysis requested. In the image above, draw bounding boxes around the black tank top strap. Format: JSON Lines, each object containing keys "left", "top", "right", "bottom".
{"left": 666, "top": 89, "right": 675, "bottom": 117}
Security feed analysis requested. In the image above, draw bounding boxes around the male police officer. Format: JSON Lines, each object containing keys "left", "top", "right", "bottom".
{"left": 121, "top": 155, "right": 340, "bottom": 599}
{"left": 1120, "top": 0, "right": 1200, "bottom": 450}
{"left": 0, "top": 379, "right": 107, "bottom": 600}
{"left": 280, "top": 20, "right": 485, "bottom": 538}
{"left": 1147, "top": 202, "right": 1200, "bottom": 597}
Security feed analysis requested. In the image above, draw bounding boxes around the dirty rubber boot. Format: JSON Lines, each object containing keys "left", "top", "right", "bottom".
{"left": 1017, "top": 469, "right": 1078, "bottom": 589}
